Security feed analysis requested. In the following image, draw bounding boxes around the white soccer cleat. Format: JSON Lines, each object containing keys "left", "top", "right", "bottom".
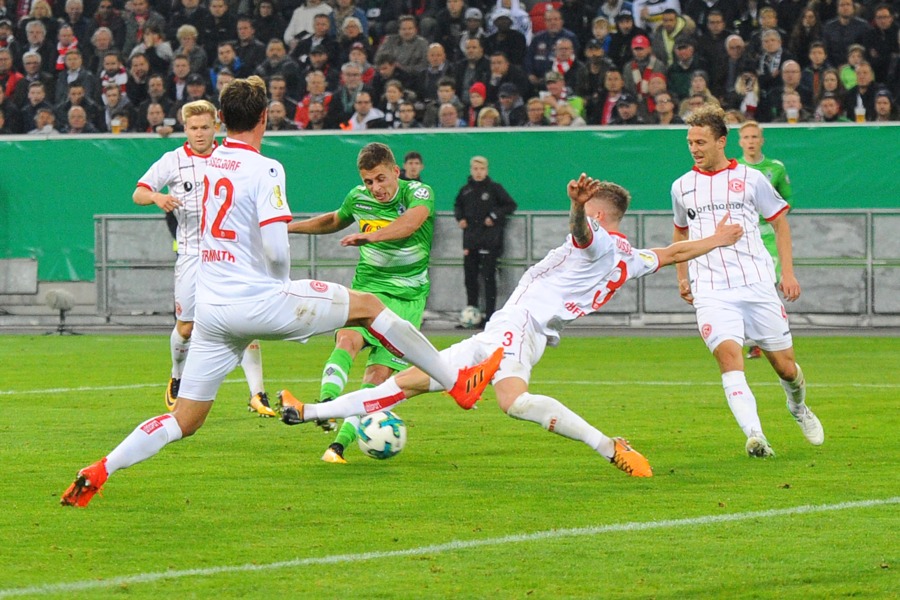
{"left": 745, "top": 432, "right": 775, "bottom": 458}
{"left": 788, "top": 402, "right": 824, "bottom": 446}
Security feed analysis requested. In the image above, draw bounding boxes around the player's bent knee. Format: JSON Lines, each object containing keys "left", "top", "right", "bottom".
{"left": 507, "top": 393, "right": 556, "bottom": 430}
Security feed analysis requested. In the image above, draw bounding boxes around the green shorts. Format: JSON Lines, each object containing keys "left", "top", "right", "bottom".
{"left": 344, "top": 293, "right": 427, "bottom": 371}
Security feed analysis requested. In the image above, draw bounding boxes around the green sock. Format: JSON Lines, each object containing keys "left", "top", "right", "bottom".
{"left": 332, "top": 383, "right": 376, "bottom": 447}
{"left": 319, "top": 348, "right": 352, "bottom": 401}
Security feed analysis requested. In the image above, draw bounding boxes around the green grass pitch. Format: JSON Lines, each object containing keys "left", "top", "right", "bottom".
{"left": 1, "top": 334, "right": 897, "bottom": 599}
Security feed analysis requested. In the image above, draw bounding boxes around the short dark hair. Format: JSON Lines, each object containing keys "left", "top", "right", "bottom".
{"left": 403, "top": 151, "right": 422, "bottom": 162}
{"left": 219, "top": 75, "right": 268, "bottom": 132}
{"left": 358, "top": 142, "right": 397, "bottom": 171}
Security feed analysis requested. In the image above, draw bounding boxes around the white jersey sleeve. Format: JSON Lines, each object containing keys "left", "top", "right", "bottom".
{"left": 504, "top": 218, "right": 659, "bottom": 345}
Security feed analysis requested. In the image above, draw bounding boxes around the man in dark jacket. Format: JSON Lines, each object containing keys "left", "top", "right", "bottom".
{"left": 454, "top": 156, "right": 518, "bottom": 323}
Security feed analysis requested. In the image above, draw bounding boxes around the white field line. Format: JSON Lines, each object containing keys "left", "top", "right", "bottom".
{"left": 0, "top": 497, "right": 896, "bottom": 598}
{"left": 3, "top": 379, "right": 900, "bottom": 396}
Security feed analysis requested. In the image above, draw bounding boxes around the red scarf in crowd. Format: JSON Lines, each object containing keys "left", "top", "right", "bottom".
{"left": 57, "top": 39, "right": 78, "bottom": 71}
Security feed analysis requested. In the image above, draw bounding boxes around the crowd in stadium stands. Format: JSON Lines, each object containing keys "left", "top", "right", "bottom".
{"left": 1, "top": 0, "right": 898, "bottom": 134}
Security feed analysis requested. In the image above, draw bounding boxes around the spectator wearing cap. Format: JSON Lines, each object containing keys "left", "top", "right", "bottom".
{"left": 623, "top": 33, "right": 665, "bottom": 102}
{"left": 524, "top": 8, "right": 579, "bottom": 86}
{"left": 541, "top": 69, "right": 585, "bottom": 123}
{"left": 417, "top": 42, "right": 452, "bottom": 105}
{"left": 608, "top": 11, "right": 647, "bottom": 68}
{"left": 666, "top": 36, "right": 707, "bottom": 101}
{"left": 347, "top": 43, "right": 375, "bottom": 84}
{"left": 815, "top": 91, "right": 850, "bottom": 122}
{"left": 292, "top": 13, "right": 339, "bottom": 69}
{"left": 609, "top": 91, "right": 645, "bottom": 124}
{"left": 486, "top": 0, "right": 533, "bottom": 45}
{"left": 873, "top": 88, "right": 897, "bottom": 122}
{"left": 496, "top": 81, "right": 527, "bottom": 125}
{"left": 549, "top": 37, "right": 589, "bottom": 97}
{"left": 483, "top": 8, "right": 527, "bottom": 66}
{"left": 299, "top": 44, "right": 340, "bottom": 93}
{"left": 454, "top": 37, "right": 490, "bottom": 105}
{"left": 821, "top": 0, "right": 870, "bottom": 69}
{"left": 434, "top": 0, "right": 469, "bottom": 63}
{"left": 597, "top": 1, "right": 635, "bottom": 30}
{"left": 650, "top": 8, "right": 693, "bottom": 67}
{"left": 255, "top": 39, "right": 303, "bottom": 98}
{"left": 466, "top": 80, "right": 489, "bottom": 126}
{"left": 337, "top": 17, "right": 371, "bottom": 65}
{"left": 374, "top": 15, "right": 429, "bottom": 74}
{"left": 632, "top": 0, "right": 681, "bottom": 33}
{"left": 329, "top": 0, "right": 368, "bottom": 40}
{"left": 582, "top": 37, "right": 617, "bottom": 110}
{"left": 586, "top": 65, "right": 624, "bottom": 124}
{"left": 485, "top": 50, "right": 531, "bottom": 104}
{"left": 174, "top": 73, "right": 209, "bottom": 112}
{"left": 460, "top": 8, "right": 488, "bottom": 59}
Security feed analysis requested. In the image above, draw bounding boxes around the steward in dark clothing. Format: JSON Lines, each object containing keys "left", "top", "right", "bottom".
{"left": 454, "top": 166, "right": 517, "bottom": 320}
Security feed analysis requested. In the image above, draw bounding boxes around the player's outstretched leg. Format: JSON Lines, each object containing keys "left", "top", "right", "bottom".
{"left": 505, "top": 392, "right": 652, "bottom": 477}
{"left": 61, "top": 413, "right": 185, "bottom": 507}
{"left": 780, "top": 363, "right": 823, "bottom": 445}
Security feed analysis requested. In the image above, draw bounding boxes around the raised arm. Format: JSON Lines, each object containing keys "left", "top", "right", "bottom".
{"left": 567, "top": 173, "right": 601, "bottom": 248}
{"left": 287, "top": 211, "right": 353, "bottom": 235}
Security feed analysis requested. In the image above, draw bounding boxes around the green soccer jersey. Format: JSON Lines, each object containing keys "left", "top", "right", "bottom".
{"left": 336, "top": 178, "right": 435, "bottom": 301}
{"left": 739, "top": 155, "right": 794, "bottom": 281}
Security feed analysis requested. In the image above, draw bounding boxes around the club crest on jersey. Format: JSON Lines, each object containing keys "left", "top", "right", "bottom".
{"left": 310, "top": 280, "right": 328, "bottom": 293}
{"left": 413, "top": 187, "right": 430, "bottom": 200}
{"left": 589, "top": 218, "right": 600, "bottom": 231}
{"left": 397, "top": 204, "right": 406, "bottom": 215}
{"left": 728, "top": 180, "right": 745, "bottom": 193}
{"left": 269, "top": 185, "right": 284, "bottom": 209}
{"left": 701, "top": 323, "right": 712, "bottom": 339}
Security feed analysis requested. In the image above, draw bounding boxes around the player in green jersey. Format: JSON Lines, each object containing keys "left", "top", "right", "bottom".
{"left": 284, "top": 142, "right": 435, "bottom": 463}
{"left": 738, "top": 121, "right": 794, "bottom": 359}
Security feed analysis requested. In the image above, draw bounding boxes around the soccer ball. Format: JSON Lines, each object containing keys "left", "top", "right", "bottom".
{"left": 357, "top": 410, "right": 407, "bottom": 460}
{"left": 459, "top": 305, "right": 483, "bottom": 328}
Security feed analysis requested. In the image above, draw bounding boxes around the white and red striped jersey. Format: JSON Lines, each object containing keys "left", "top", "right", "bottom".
{"left": 196, "top": 138, "right": 293, "bottom": 305}
{"left": 137, "top": 141, "right": 217, "bottom": 257}
{"left": 672, "top": 159, "right": 789, "bottom": 293}
{"left": 505, "top": 219, "right": 660, "bottom": 346}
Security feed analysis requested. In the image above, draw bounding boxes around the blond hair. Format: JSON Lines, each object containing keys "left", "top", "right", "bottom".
{"left": 470, "top": 155, "right": 488, "bottom": 167}
{"left": 181, "top": 99, "right": 217, "bottom": 122}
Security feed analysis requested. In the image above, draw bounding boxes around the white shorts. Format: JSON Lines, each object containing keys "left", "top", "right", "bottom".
{"left": 173, "top": 254, "right": 199, "bottom": 322}
{"left": 693, "top": 281, "right": 793, "bottom": 353}
{"left": 434, "top": 305, "right": 547, "bottom": 390}
{"left": 179, "top": 280, "right": 351, "bottom": 401}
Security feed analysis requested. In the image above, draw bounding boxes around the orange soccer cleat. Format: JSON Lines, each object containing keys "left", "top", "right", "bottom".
{"left": 447, "top": 347, "right": 504, "bottom": 410}
{"left": 278, "top": 390, "right": 305, "bottom": 425}
{"left": 610, "top": 437, "right": 653, "bottom": 477}
{"left": 61, "top": 458, "right": 109, "bottom": 507}
{"left": 248, "top": 392, "right": 277, "bottom": 417}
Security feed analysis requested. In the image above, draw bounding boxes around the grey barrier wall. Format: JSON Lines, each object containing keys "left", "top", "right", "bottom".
{"left": 95, "top": 210, "right": 900, "bottom": 324}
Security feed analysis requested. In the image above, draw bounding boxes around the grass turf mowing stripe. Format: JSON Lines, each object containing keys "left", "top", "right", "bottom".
{"left": 2, "top": 497, "right": 896, "bottom": 598}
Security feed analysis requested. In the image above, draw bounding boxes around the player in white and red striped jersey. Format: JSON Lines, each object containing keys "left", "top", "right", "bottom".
{"left": 672, "top": 105, "right": 824, "bottom": 458}
{"left": 281, "top": 174, "right": 745, "bottom": 478}
{"left": 133, "top": 99, "right": 273, "bottom": 417}
{"left": 62, "top": 77, "right": 500, "bottom": 507}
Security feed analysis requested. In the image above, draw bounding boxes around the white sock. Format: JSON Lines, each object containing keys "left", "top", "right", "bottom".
{"left": 507, "top": 393, "right": 612, "bottom": 458}
{"left": 241, "top": 340, "right": 265, "bottom": 396}
{"left": 369, "top": 309, "right": 455, "bottom": 389}
{"left": 722, "top": 371, "right": 763, "bottom": 438}
{"left": 170, "top": 328, "right": 190, "bottom": 379}
{"left": 306, "top": 378, "right": 406, "bottom": 421}
{"left": 105, "top": 414, "right": 184, "bottom": 475}
{"left": 781, "top": 363, "right": 807, "bottom": 412}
